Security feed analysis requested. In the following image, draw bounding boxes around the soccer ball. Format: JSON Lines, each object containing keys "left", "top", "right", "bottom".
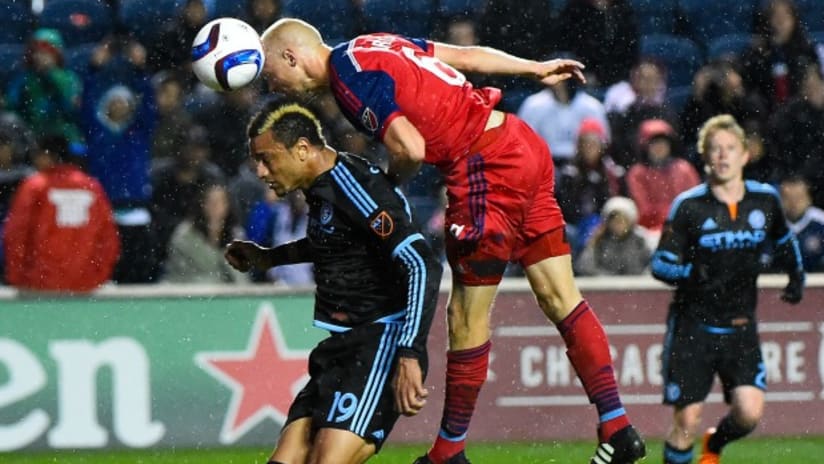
{"left": 191, "top": 17, "right": 264, "bottom": 92}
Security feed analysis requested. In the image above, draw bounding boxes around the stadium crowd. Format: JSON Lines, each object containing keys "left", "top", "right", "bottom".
{"left": 1, "top": 0, "right": 823, "bottom": 292}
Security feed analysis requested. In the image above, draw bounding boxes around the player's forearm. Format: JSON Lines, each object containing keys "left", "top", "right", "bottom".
{"left": 435, "top": 43, "right": 539, "bottom": 77}
{"left": 267, "top": 238, "right": 312, "bottom": 267}
{"left": 650, "top": 250, "right": 692, "bottom": 285}
{"left": 394, "top": 238, "right": 443, "bottom": 360}
{"left": 773, "top": 232, "right": 805, "bottom": 275}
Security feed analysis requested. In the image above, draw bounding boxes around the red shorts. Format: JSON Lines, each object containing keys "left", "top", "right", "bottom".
{"left": 443, "top": 114, "right": 569, "bottom": 286}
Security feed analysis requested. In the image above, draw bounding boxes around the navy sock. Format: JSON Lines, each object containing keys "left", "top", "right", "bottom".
{"left": 708, "top": 414, "right": 755, "bottom": 453}
{"left": 663, "top": 442, "right": 693, "bottom": 464}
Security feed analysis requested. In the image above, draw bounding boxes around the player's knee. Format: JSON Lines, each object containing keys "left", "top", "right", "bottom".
{"left": 673, "top": 407, "right": 703, "bottom": 438}
{"left": 732, "top": 409, "right": 762, "bottom": 430}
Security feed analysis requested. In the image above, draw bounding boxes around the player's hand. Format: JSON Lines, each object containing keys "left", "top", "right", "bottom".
{"left": 392, "top": 356, "right": 428, "bottom": 416}
{"left": 224, "top": 240, "right": 269, "bottom": 272}
{"left": 781, "top": 270, "right": 804, "bottom": 304}
{"left": 535, "top": 59, "right": 587, "bottom": 86}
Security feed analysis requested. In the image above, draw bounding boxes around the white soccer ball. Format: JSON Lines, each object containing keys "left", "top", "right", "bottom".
{"left": 191, "top": 17, "right": 264, "bottom": 92}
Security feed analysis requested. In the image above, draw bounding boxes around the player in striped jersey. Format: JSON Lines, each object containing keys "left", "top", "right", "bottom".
{"left": 225, "top": 100, "right": 443, "bottom": 464}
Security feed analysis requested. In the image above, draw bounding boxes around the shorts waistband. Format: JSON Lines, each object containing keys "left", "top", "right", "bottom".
{"left": 469, "top": 112, "right": 512, "bottom": 154}
{"left": 699, "top": 321, "right": 750, "bottom": 334}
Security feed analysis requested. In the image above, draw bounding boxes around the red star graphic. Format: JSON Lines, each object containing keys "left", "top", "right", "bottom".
{"left": 196, "top": 305, "right": 310, "bottom": 444}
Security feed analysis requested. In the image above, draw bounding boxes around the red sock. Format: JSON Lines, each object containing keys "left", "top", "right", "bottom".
{"left": 427, "top": 341, "right": 491, "bottom": 463}
{"left": 558, "top": 301, "right": 629, "bottom": 442}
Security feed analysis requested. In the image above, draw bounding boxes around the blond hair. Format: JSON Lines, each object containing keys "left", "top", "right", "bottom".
{"left": 696, "top": 114, "right": 747, "bottom": 160}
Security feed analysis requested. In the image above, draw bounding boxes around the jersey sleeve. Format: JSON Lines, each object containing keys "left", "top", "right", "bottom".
{"left": 766, "top": 188, "right": 804, "bottom": 274}
{"left": 651, "top": 195, "right": 693, "bottom": 285}
{"left": 329, "top": 37, "right": 426, "bottom": 140}
{"left": 328, "top": 160, "right": 442, "bottom": 359}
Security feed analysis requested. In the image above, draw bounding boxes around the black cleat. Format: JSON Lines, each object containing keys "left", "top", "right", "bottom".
{"left": 590, "top": 425, "right": 646, "bottom": 464}
{"left": 412, "top": 450, "right": 471, "bottom": 464}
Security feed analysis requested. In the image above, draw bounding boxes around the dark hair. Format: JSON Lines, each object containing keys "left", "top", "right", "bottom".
{"left": 38, "top": 134, "right": 70, "bottom": 162}
{"left": 247, "top": 99, "right": 327, "bottom": 148}
{"left": 190, "top": 183, "right": 237, "bottom": 246}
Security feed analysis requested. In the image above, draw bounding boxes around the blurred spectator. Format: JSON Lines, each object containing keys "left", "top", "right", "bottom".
{"left": 477, "top": 0, "right": 555, "bottom": 61}
{"left": 193, "top": 85, "right": 260, "bottom": 176}
{"left": 3, "top": 135, "right": 119, "bottom": 292}
{"left": 626, "top": 119, "right": 700, "bottom": 236}
{"left": 518, "top": 72, "right": 609, "bottom": 166}
{"left": 681, "top": 59, "right": 768, "bottom": 168}
{"left": 5, "top": 28, "right": 85, "bottom": 153}
{"left": 82, "top": 38, "right": 157, "bottom": 283}
{"left": 243, "top": 0, "right": 283, "bottom": 33}
{"left": 767, "top": 62, "right": 824, "bottom": 206}
{"left": 576, "top": 196, "right": 651, "bottom": 276}
{"left": 779, "top": 177, "right": 824, "bottom": 272}
{"left": 151, "top": 71, "right": 194, "bottom": 161}
{"left": 607, "top": 59, "right": 680, "bottom": 168}
{"left": 151, "top": 125, "right": 225, "bottom": 270}
{"left": 557, "top": 0, "right": 640, "bottom": 87}
{"left": 603, "top": 57, "right": 667, "bottom": 115}
{"left": 556, "top": 118, "right": 625, "bottom": 253}
{"left": 245, "top": 190, "right": 312, "bottom": 286}
{"left": 229, "top": 156, "right": 268, "bottom": 230}
{"left": 477, "top": 0, "right": 555, "bottom": 95}
{"left": 163, "top": 183, "right": 248, "bottom": 283}
{"left": 148, "top": 0, "right": 209, "bottom": 77}
{"left": 0, "top": 116, "right": 34, "bottom": 283}
{"left": 741, "top": 0, "right": 820, "bottom": 109}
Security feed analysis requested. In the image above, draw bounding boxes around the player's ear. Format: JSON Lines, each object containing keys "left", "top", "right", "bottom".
{"left": 283, "top": 49, "right": 297, "bottom": 67}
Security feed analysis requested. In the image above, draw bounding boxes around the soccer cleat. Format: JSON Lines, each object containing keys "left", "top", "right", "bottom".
{"left": 698, "top": 427, "right": 720, "bottom": 464}
{"left": 412, "top": 450, "right": 471, "bottom": 464}
{"left": 590, "top": 425, "right": 646, "bottom": 464}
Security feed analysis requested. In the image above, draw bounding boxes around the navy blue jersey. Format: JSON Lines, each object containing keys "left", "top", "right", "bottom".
{"left": 297, "top": 152, "right": 442, "bottom": 359}
{"left": 651, "top": 181, "right": 803, "bottom": 326}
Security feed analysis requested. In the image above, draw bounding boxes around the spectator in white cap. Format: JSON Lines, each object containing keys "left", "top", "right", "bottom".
{"left": 576, "top": 196, "right": 651, "bottom": 276}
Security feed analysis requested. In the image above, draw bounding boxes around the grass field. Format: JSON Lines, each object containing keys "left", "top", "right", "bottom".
{"left": 6, "top": 437, "right": 824, "bottom": 464}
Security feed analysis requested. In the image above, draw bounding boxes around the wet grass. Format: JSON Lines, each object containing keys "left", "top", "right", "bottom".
{"left": 5, "top": 437, "right": 823, "bottom": 463}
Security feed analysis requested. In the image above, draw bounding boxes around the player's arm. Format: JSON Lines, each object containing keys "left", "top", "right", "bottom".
{"left": 383, "top": 116, "right": 425, "bottom": 184}
{"left": 767, "top": 191, "right": 805, "bottom": 303}
{"left": 224, "top": 238, "right": 312, "bottom": 273}
{"left": 651, "top": 199, "right": 693, "bottom": 285}
{"left": 432, "top": 42, "right": 586, "bottom": 86}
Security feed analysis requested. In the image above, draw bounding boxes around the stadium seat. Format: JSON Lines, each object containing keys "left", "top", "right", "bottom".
{"left": 0, "top": 1, "right": 34, "bottom": 44}
{"left": 707, "top": 33, "right": 754, "bottom": 61}
{"left": 39, "top": 0, "right": 114, "bottom": 47}
{"left": 810, "top": 30, "right": 824, "bottom": 46}
{"left": 118, "top": 0, "right": 183, "bottom": 44}
{"left": 679, "top": 0, "right": 755, "bottom": 44}
{"left": 282, "top": 0, "right": 359, "bottom": 42}
{"left": 640, "top": 34, "right": 704, "bottom": 88}
{"left": 64, "top": 43, "right": 97, "bottom": 74}
{"left": 0, "top": 43, "right": 25, "bottom": 90}
{"left": 209, "top": 0, "right": 247, "bottom": 19}
{"left": 630, "top": 0, "right": 678, "bottom": 35}
{"left": 793, "top": 0, "right": 824, "bottom": 32}
{"left": 666, "top": 85, "right": 693, "bottom": 114}
{"left": 362, "top": 0, "right": 435, "bottom": 38}
{"left": 436, "top": 0, "right": 486, "bottom": 19}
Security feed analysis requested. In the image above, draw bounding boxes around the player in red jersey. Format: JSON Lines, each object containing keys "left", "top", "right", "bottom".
{"left": 259, "top": 18, "right": 646, "bottom": 464}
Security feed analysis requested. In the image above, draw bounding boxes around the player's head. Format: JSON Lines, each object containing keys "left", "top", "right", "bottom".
{"left": 696, "top": 114, "right": 749, "bottom": 183}
{"left": 247, "top": 99, "right": 327, "bottom": 195}
{"left": 260, "top": 18, "right": 327, "bottom": 94}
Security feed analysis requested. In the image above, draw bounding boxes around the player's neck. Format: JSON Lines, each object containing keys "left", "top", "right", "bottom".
{"left": 710, "top": 177, "right": 745, "bottom": 204}
{"left": 308, "top": 44, "right": 333, "bottom": 87}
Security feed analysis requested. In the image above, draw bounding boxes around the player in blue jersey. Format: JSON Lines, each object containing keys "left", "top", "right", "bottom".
{"left": 225, "top": 100, "right": 443, "bottom": 464}
{"left": 651, "top": 114, "right": 805, "bottom": 464}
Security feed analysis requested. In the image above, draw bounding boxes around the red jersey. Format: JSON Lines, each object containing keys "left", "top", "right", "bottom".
{"left": 3, "top": 164, "right": 120, "bottom": 292}
{"left": 328, "top": 34, "right": 501, "bottom": 171}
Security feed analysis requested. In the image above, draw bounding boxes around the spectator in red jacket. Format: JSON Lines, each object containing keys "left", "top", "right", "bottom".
{"left": 626, "top": 119, "right": 700, "bottom": 241}
{"left": 3, "top": 135, "right": 120, "bottom": 292}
